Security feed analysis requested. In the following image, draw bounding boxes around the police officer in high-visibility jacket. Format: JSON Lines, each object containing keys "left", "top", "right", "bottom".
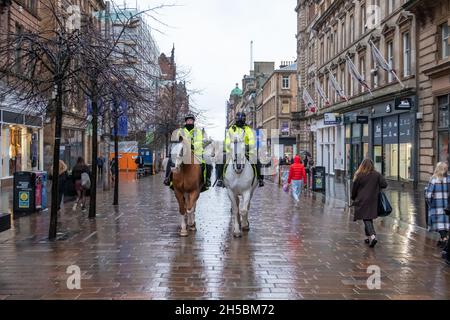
{"left": 216, "top": 112, "right": 264, "bottom": 188}
{"left": 163, "top": 114, "right": 212, "bottom": 188}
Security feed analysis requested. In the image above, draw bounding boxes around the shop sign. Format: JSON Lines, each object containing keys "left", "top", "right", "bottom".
{"left": 356, "top": 116, "right": 369, "bottom": 124}
{"left": 395, "top": 97, "right": 413, "bottom": 110}
{"left": 324, "top": 113, "right": 342, "bottom": 125}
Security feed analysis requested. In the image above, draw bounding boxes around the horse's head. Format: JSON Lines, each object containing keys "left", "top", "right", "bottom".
{"left": 229, "top": 130, "right": 246, "bottom": 174}
{"left": 170, "top": 135, "right": 187, "bottom": 170}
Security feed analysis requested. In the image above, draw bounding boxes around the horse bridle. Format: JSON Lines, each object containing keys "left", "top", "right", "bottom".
{"left": 232, "top": 131, "right": 246, "bottom": 173}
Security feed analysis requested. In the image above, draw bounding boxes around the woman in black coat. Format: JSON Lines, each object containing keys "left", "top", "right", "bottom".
{"left": 351, "top": 159, "right": 388, "bottom": 247}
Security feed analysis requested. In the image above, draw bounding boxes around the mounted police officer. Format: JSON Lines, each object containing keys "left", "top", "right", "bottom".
{"left": 163, "top": 114, "right": 212, "bottom": 188}
{"left": 216, "top": 112, "right": 264, "bottom": 188}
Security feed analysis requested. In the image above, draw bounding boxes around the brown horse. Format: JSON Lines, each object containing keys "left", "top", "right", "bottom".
{"left": 170, "top": 136, "right": 204, "bottom": 237}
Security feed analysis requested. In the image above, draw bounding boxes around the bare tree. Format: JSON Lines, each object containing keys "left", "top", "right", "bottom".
{"left": 0, "top": 0, "right": 167, "bottom": 237}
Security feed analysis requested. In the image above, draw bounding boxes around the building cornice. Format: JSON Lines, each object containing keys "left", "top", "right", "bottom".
{"left": 423, "top": 60, "right": 450, "bottom": 79}
{"left": 311, "top": 0, "right": 345, "bottom": 31}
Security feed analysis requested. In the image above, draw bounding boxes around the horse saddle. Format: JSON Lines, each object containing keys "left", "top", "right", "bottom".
{"left": 168, "top": 166, "right": 208, "bottom": 193}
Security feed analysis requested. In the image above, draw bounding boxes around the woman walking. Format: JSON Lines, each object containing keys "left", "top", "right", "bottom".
{"left": 425, "top": 162, "right": 450, "bottom": 249}
{"left": 288, "top": 155, "right": 307, "bottom": 205}
{"left": 351, "top": 159, "right": 388, "bottom": 248}
{"left": 58, "top": 160, "right": 68, "bottom": 211}
{"left": 72, "top": 157, "right": 90, "bottom": 212}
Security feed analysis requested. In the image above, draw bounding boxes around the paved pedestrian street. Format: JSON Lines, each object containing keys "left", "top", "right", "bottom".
{"left": 0, "top": 173, "right": 449, "bottom": 300}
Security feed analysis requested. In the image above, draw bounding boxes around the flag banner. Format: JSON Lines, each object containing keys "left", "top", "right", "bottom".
{"left": 314, "top": 78, "right": 330, "bottom": 107}
{"left": 302, "top": 88, "right": 317, "bottom": 113}
{"left": 112, "top": 100, "right": 128, "bottom": 137}
{"left": 369, "top": 40, "right": 405, "bottom": 88}
{"left": 345, "top": 56, "right": 373, "bottom": 96}
{"left": 327, "top": 68, "right": 348, "bottom": 102}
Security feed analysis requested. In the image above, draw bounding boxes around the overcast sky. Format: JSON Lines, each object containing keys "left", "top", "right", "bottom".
{"left": 140, "top": 0, "right": 297, "bottom": 140}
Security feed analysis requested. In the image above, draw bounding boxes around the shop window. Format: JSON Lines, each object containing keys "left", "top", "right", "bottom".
{"left": 385, "top": 143, "right": 399, "bottom": 179}
{"left": 399, "top": 143, "right": 412, "bottom": 180}
{"left": 374, "top": 145, "right": 383, "bottom": 173}
{"left": 352, "top": 123, "right": 361, "bottom": 137}
{"left": 9, "top": 127, "right": 22, "bottom": 176}
{"left": 363, "top": 123, "right": 369, "bottom": 137}
{"left": 383, "top": 115, "right": 399, "bottom": 180}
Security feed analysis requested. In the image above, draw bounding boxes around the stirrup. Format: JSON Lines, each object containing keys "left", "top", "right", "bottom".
{"left": 163, "top": 178, "right": 170, "bottom": 186}
{"left": 216, "top": 179, "right": 224, "bottom": 187}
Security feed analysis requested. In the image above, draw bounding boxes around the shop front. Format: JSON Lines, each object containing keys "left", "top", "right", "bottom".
{"left": 0, "top": 110, "right": 44, "bottom": 187}
{"left": 344, "top": 95, "right": 417, "bottom": 183}
{"left": 315, "top": 113, "right": 345, "bottom": 177}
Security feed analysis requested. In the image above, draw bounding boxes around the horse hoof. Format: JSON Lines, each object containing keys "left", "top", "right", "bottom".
{"left": 233, "top": 232, "right": 242, "bottom": 238}
{"left": 179, "top": 230, "right": 189, "bottom": 237}
{"left": 189, "top": 223, "right": 196, "bottom": 231}
{"left": 242, "top": 225, "right": 250, "bottom": 232}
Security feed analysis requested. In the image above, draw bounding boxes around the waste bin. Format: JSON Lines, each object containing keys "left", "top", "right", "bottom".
{"left": 34, "top": 171, "right": 48, "bottom": 210}
{"left": 312, "top": 166, "right": 326, "bottom": 192}
{"left": 13, "top": 171, "right": 36, "bottom": 214}
{"left": 13, "top": 171, "right": 48, "bottom": 215}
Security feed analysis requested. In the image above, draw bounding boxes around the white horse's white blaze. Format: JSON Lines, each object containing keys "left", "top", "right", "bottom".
{"left": 223, "top": 132, "right": 257, "bottom": 238}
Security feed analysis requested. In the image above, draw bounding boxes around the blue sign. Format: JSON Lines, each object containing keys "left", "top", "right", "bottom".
{"left": 87, "top": 97, "right": 104, "bottom": 115}
{"left": 112, "top": 100, "right": 128, "bottom": 137}
{"left": 19, "top": 191, "right": 30, "bottom": 209}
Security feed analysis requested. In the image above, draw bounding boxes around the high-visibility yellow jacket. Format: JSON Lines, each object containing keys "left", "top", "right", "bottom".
{"left": 176, "top": 127, "right": 204, "bottom": 157}
{"left": 225, "top": 125, "right": 255, "bottom": 155}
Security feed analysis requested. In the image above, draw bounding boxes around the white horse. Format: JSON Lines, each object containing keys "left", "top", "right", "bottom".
{"left": 223, "top": 131, "right": 258, "bottom": 238}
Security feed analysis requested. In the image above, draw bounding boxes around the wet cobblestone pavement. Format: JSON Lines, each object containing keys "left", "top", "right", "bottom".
{"left": 0, "top": 173, "right": 449, "bottom": 300}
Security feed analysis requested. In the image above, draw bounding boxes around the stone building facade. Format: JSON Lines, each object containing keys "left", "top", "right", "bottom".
{"left": 405, "top": 0, "right": 450, "bottom": 182}
{"left": 296, "top": 0, "right": 420, "bottom": 184}
{"left": 0, "top": 0, "right": 44, "bottom": 186}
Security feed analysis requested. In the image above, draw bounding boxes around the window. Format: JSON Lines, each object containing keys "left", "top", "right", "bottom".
{"left": 438, "top": 94, "right": 450, "bottom": 162}
{"left": 348, "top": 57, "right": 354, "bottom": 96}
{"left": 387, "top": 41, "right": 394, "bottom": 82}
{"left": 387, "top": 0, "right": 395, "bottom": 15}
{"left": 333, "top": 72, "right": 338, "bottom": 102}
{"left": 335, "top": 30, "right": 339, "bottom": 55}
{"left": 441, "top": 23, "right": 450, "bottom": 59}
{"left": 350, "top": 15, "right": 355, "bottom": 43}
{"left": 402, "top": 32, "right": 411, "bottom": 77}
{"left": 371, "top": 0, "right": 381, "bottom": 27}
{"left": 281, "top": 100, "right": 290, "bottom": 114}
{"left": 282, "top": 76, "right": 290, "bottom": 89}
{"left": 361, "top": 4, "right": 367, "bottom": 35}
{"left": 281, "top": 121, "right": 290, "bottom": 136}
{"left": 330, "top": 32, "right": 335, "bottom": 57}
{"left": 341, "top": 21, "right": 346, "bottom": 50}
{"left": 372, "top": 43, "right": 379, "bottom": 88}
{"left": 359, "top": 56, "right": 366, "bottom": 93}
{"left": 340, "top": 67, "right": 346, "bottom": 97}
{"left": 15, "top": 24, "right": 23, "bottom": 73}
{"left": 320, "top": 41, "right": 324, "bottom": 65}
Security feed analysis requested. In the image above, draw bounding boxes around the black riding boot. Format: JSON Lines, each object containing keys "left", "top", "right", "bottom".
{"left": 206, "top": 164, "right": 212, "bottom": 187}
{"left": 216, "top": 163, "right": 224, "bottom": 187}
{"left": 256, "top": 162, "right": 264, "bottom": 187}
{"left": 164, "top": 157, "right": 172, "bottom": 186}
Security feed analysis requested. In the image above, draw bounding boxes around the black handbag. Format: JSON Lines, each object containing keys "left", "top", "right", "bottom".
{"left": 378, "top": 191, "right": 392, "bottom": 217}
